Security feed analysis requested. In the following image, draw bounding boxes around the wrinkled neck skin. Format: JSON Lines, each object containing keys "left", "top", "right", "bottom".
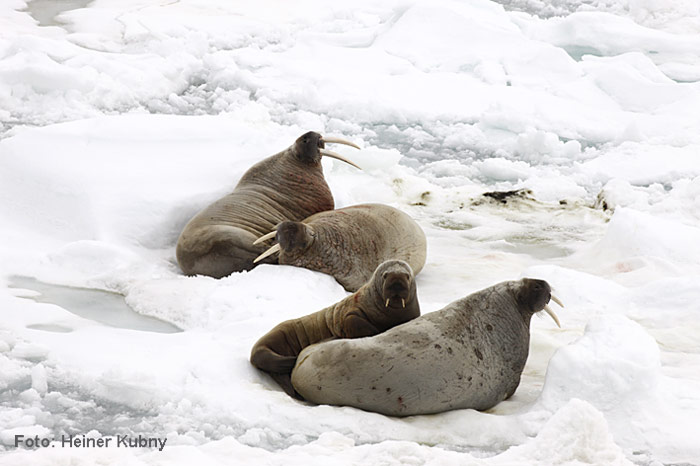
{"left": 278, "top": 221, "right": 365, "bottom": 289}
{"left": 228, "top": 147, "right": 334, "bottom": 233}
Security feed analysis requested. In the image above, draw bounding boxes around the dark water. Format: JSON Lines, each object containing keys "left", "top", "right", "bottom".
{"left": 23, "top": 0, "right": 93, "bottom": 27}
{"left": 9, "top": 276, "right": 181, "bottom": 334}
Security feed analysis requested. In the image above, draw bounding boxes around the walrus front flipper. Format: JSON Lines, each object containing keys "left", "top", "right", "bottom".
{"left": 341, "top": 313, "right": 381, "bottom": 338}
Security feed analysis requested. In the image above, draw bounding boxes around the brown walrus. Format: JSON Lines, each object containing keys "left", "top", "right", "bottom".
{"left": 253, "top": 204, "right": 427, "bottom": 292}
{"left": 291, "top": 278, "right": 563, "bottom": 416}
{"left": 250, "top": 260, "right": 419, "bottom": 398}
{"left": 176, "top": 132, "right": 360, "bottom": 278}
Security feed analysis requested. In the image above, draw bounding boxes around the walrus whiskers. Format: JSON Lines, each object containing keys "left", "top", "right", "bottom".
{"left": 254, "top": 244, "right": 281, "bottom": 263}
{"left": 253, "top": 230, "right": 277, "bottom": 246}
{"left": 319, "top": 149, "right": 362, "bottom": 170}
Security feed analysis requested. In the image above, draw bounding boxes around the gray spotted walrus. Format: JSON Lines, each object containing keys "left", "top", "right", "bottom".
{"left": 291, "top": 278, "right": 563, "bottom": 416}
{"left": 176, "top": 132, "right": 360, "bottom": 278}
{"left": 253, "top": 204, "right": 427, "bottom": 292}
{"left": 250, "top": 260, "right": 419, "bottom": 398}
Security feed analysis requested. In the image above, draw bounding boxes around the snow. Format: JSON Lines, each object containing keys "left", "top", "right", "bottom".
{"left": 1, "top": 0, "right": 700, "bottom": 464}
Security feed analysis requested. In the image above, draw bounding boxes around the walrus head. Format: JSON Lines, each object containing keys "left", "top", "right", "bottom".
{"left": 515, "top": 278, "right": 563, "bottom": 327}
{"left": 291, "top": 131, "right": 362, "bottom": 169}
{"left": 276, "top": 221, "right": 314, "bottom": 252}
{"left": 372, "top": 260, "right": 417, "bottom": 310}
{"left": 253, "top": 221, "right": 315, "bottom": 263}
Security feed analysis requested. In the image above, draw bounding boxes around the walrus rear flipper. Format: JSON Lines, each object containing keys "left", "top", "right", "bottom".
{"left": 250, "top": 347, "right": 297, "bottom": 373}
{"left": 177, "top": 225, "right": 274, "bottom": 278}
{"left": 251, "top": 348, "right": 303, "bottom": 399}
{"left": 270, "top": 373, "right": 304, "bottom": 400}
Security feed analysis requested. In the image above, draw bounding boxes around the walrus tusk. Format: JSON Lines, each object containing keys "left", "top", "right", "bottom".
{"left": 320, "top": 149, "right": 362, "bottom": 170}
{"left": 401, "top": 299, "right": 405, "bottom": 308}
{"left": 385, "top": 298, "right": 390, "bottom": 307}
{"left": 321, "top": 137, "right": 361, "bottom": 150}
{"left": 253, "top": 230, "right": 277, "bottom": 246}
{"left": 543, "top": 304, "right": 561, "bottom": 328}
{"left": 551, "top": 294, "right": 564, "bottom": 308}
{"left": 254, "top": 244, "right": 281, "bottom": 263}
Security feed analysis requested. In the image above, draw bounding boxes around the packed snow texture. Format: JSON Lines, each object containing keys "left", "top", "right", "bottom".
{"left": 1, "top": 0, "right": 699, "bottom": 464}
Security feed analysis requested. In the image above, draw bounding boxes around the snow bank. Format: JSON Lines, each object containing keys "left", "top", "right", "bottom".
{"left": 534, "top": 315, "right": 700, "bottom": 463}
{"left": 501, "top": 398, "right": 632, "bottom": 465}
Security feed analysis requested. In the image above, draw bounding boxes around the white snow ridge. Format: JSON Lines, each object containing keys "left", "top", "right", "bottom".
{"left": 1, "top": 0, "right": 699, "bottom": 465}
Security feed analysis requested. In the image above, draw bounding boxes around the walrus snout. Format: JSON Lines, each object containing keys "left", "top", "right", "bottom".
{"left": 376, "top": 260, "right": 414, "bottom": 308}
{"left": 294, "top": 131, "right": 324, "bottom": 164}
{"left": 365, "top": 260, "right": 416, "bottom": 308}
{"left": 253, "top": 221, "right": 315, "bottom": 264}
{"left": 382, "top": 272, "right": 412, "bottom": 308}
{"left": 518, "top": 278, "right": 551, "bottom": 313}
{"left": 517, "top": 278, "right": 563, "bottom": 327}
{"left": 276, "top": 221, "right": 313, "bottom": 252}
{"left": 292, "top": 131, "right": 362, "bottom": 169}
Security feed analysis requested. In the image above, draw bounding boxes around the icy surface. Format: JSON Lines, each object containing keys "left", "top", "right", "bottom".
{"left": 9, "top": 276, "right": 181, "bottom": 333}
{"left": 1, "top": 0, "right": 699, "bottom": 464}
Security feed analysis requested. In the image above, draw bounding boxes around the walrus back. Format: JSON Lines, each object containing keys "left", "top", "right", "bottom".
{"left": 291, "top": 317, "right": 445, "bottom": 416}
{"left": 282, "top": 204, "right": 427, "bottom": 291}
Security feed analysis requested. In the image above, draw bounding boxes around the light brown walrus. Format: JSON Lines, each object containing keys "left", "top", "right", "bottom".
{"left": 176, "top": 131, "right": 360, "bottom": 278}
{"left": 291, "top": 278, "right": 563, "bottom": 416}
{"left": 250, "top": 260, "right": 419, "bottom": 398}
{"left": 253, "top": 204, "right": 427, "bottom": 292}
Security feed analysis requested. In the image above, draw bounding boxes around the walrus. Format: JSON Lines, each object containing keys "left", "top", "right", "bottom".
{"left": 291, "top": 278, "right": 563, "bottom": 416}
{"left": 252, "top": 204, "right": 427, "bottom": 292}
{"left": 176, "top": 132, "right": 360, "bottom": 278}
{"left": 250, "top": 260, "right": 419, "bottom": 398}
